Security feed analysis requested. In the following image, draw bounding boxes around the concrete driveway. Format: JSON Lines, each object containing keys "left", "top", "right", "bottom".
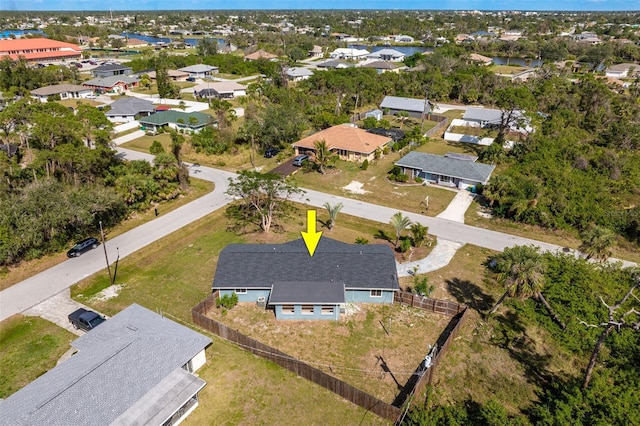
{"left": 24, "top": 289, "right": 97, "bottom": 336}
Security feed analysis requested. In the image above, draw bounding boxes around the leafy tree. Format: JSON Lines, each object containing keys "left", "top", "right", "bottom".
{"left": 149, "top": 140, "right": 165, "bottom": 155}
{"left": 197, "top": 38, "right": 218, "bottom": 56}
{"left": 155, "top": 51, "right": 179, "bottom": 99}
{"left": 579, "top": 225, "right": 616, "bottom": 262}
{"left": 486, "top": 245, "right": 566, "bottom": 329}
{"left": 579, "top": 279, "right": 639, "bottom": 389}
{"left": 169, "top": 130, "right": 189, "bottom": 190}
{"left": 225, "top": 171, "right": 305, "bottom": 233}
{"left": 492, "top": 86, "right": 536, "bottom": 143}
{"left": 323, "top": 202, "right": 343, "bottom": 230}
{"left": 390, "top": 211, "right": 412, "bottom": 248}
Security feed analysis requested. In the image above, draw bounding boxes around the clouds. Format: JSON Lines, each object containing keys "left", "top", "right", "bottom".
{"left": 9, "top": 0, "right": 639, "bottom": 10}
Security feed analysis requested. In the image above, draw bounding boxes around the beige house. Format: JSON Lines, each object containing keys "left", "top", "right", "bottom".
{"left": 145, "top": 69, "right": 190, "bottom": 81}
{"left": 292, "top": 124, "right": 392, "bottom": 163}
{"left": 244, "top": 49, "right": 278, "bottom": 61}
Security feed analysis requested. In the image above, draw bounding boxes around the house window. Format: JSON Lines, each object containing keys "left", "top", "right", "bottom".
{"left": 440, "top": 175, "right": 451, "bottom": 183}
{"left": 301, "top": 305, "right": 314, "bottom": 315}
{"left": 235, "top": 289, "right": 247, "bottom": 294}
{"left": 321, "top": 306, "right": 334, "bottom": 315}
{"left": 370, "top": 290, "right": 382, "bottom": 297}
{"left": 282, "top": 305, "right": 294, "bottom": 314}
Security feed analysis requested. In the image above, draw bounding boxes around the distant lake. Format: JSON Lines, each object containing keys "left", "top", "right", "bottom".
{"left": 121, "top": 32, "right": 225, "bottom": 47}
{"left": 0, "top": 29, "right": 45, "bottom": 38}
{"left": 347, "top": 44, "right": 431, "bottom": 56}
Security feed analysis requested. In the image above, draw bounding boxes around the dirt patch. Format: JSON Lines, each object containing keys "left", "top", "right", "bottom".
{"left": 342, "top": 181, "right": 369, "bottom": 194}
{"left": 92, "top": 284, "right": 124, "bottom": 301}
{"left": 206, "top": 302, "right": 451, "bottom": 403}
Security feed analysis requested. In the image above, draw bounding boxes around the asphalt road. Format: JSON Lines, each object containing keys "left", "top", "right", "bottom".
{"left": 0, "top": 148, "right": 634, "bottom": 321}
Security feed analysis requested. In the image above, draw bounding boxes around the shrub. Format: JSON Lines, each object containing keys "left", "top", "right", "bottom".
{"left": 414, "top": 176, "right": 424, "bottom": 184}
{"left": 216, "top": 292, "right": 239, "bottom": 310}
{"left": 413, "top": 274, "right": 434, "bottom": 297}
{"left": 361, "top": 159, "right": 369, "bottom": 170}
{"left": 149, "top": 140, "right": 165, "bottom": 155}
{"left": 399, "top": 237, "right": 411, "bottom": 253}
{"left": 355, "top": 236, "right": 369, "bottom": 244}
{"left": 394, "top": 173, "right": 409, "bottom": 183}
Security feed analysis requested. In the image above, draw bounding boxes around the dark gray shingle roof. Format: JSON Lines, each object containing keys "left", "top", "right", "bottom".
{"left": 93, "top": 63, "right": 132, "bottom": 72}
{"left": 396, "top": 151, "right": 496, "bottom": 184}
{"left": 0, "top": 304, "right": 211, "bottom": 426}
{"left": 105, "top": 97, "right": 155, "bottom": 116}
{"left": 213, "top": 238, "right": 398, "bottom": 291}
{"left": 269, "top": 281, "right": 346, "bottom": 304}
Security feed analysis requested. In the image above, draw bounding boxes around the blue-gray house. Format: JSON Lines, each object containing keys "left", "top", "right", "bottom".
{"left": 212, "top": 238, "right": 399, "bottom": 320}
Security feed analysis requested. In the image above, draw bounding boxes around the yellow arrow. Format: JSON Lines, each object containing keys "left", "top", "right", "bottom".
{"left": 301, "top": 210, "right": 323, "bottom": 257}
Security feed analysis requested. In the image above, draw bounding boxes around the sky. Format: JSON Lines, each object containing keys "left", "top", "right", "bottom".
{"left": 1, "top": 0, "right": 638, "bottom": 12}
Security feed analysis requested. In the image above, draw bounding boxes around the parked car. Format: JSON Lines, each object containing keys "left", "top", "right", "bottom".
{"left": 68, "top": 308, "right": 106, "bottom": 332}
{"left": 292, "top": 154, "right": 309, "bottom": 167}
{"left": 67, "top": 237, "right": 100, "bottom": 258}
{"left": 85, "top": 93, "right": 97, "bottom": 99}
{"left": 264, "top": 147, "right": 280, "bottom": 158}
{"left": 186, "top": 76, "right": 196, "bottom": 82}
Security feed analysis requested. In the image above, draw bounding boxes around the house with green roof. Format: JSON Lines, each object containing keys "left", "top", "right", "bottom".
{"left": 138, "top": 110, "right": 215, "bottom": 134}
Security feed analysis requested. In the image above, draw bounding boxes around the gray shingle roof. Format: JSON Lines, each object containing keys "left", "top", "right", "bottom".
{"left": 93, "top": 63, "right": 132, "bottom": 72}
{"left": 138, "top": 110, "right": 213, "bottom": 128}
{"left": 396, "top": 151, "right": 496, "bottom": 184}
{"left": 462, "top": 107, "right": 503, "bottom": 124}
{"left": 105, "top": 97, "right": 155, "bottom": 116}
{"left": 178, "top": 64, "right": 218, "bottom": 73}
{"left": 83, "top": 75, "right": 139, "bottom": 88}
{"left": 380, "top": 95, "right": 430, "bottom": 114}
{"left": 286, "top": 67, "right": 314, "bottom": 77}
{"left": 269, "top": 281, "right": 346, "bottom": 304}
{"left": 212, "top": 238, "right": 399, "bottom": 291}
{"left": 0, "top": 304, "right": 211, "bottom": 426}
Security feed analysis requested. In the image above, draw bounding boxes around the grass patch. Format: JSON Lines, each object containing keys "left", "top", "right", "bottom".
{"left": 464, "top": 201, "right": 640, "bottom": 263}
{"left": 0, "top": 315, "right": 75, "bottom": 398}
{"left": 490, "top": 65, "right": 528, "bottom": 75}
{"left": 447, "top": 125, "right": 499, "bottom": 139}
{"left": 206, "top": 302, "right": 451, "bottom": 402}
{"left": 418, "top": 244, "right": 581, "bottom": 414}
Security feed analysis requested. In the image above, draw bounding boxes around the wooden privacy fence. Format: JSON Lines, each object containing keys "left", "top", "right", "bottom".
{"left": 394, "top": 291, "right": 466, "bottom": 317}
{"left": 192, "top": 293, "right": 401, "bottom": 422}
{"left": 424, "top": 115, "right": 449, "bottom": 138}
{"left": 412, "top": 308, "right": 468, "bottom": 398}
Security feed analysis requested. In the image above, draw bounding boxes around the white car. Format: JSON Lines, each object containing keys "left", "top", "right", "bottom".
{"left": 85, "top": 94, "right": 97, "bottom": 99}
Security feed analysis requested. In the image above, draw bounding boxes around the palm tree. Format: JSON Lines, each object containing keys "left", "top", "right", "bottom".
{"left": 410, "top": 223, "right": 429, "bottom": 247}
{"left": 390, "top": 212, "right": 412, "bottom": 248}
{"left": 579, "top": 225, "right": 616, "bottom": 262}
{"left": 323, "top": 202, "right": 343, "bottom": 230}
{"left": 314, "top": 139, "right": 337, "bottom": 174}
{"left": 487, "top": 245, "right": 566, "bottom": 329}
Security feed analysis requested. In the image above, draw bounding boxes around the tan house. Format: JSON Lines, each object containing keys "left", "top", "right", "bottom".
{"left": 292, "top": 124, "right": 392, "bottom": 163}
{"left": 145, "top": 69, "right": 190, "bottom": 81}
{"left": 469, "top": 53, "right": 493, "bottom": 66}
{"left": 244, "top": 49, "right": 278, "bottom": 61}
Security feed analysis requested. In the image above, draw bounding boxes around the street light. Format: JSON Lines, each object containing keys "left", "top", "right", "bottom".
{"left": 99, "top": 221, "right": 113, "bottom": 284}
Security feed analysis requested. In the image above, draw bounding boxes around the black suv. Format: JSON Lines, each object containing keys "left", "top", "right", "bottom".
{"left": 264, "top": 147, "right": 280, "bottom": 158}
{"left": 67, "top": 237, "right": 100, "bottom": 258}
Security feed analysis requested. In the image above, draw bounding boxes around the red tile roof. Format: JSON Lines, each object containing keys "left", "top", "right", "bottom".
{"left": 0, "top": 38, "right": 82, "bottom": 61}
{"left": 293, "top": 124, "right": 391, "bottom": 155}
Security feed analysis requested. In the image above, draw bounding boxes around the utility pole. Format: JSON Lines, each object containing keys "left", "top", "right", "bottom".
{"left": 99, "top": 221, "right": 113, "bottom": 285}
{"left": 420, "top": 89, "right": 429, "bottom": 134}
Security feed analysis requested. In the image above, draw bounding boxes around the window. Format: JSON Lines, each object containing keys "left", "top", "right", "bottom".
{"left": 282, "top": 305, "right": 294, "bottom": 314}
{"left": 234, "top": 289, "right": 247, "bottom": 294}
{"left": 321, "top": 306, "right": 334, "bottom": 315}
{"left": 440, "top": 175, "right": 451, "bottom": 183}
{"left": 370, "top": 290, "right": 382, "bottom": 298}
{"left": 301, "top": 305, "right": 314, "bottom": 315}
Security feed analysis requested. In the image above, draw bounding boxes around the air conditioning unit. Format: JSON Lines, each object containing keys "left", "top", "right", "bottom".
{"left": 256, "top": 296, "right": 266, "bottom": 308}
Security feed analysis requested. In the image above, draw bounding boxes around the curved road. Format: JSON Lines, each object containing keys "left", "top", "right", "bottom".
{"left": 0, "top": 148, "right": 634, "bottom": 321}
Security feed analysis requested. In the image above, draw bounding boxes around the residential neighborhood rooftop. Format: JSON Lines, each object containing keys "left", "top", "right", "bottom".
{"left": 396, "top": 151, "right": 496, "bottom": 183}
{"left": 292, "top": 123, "right": 392, "bottom": 155}
{"left": 212, "top": 238, "right": 399, "bottom": 291}
{"left": 0, "top": 304, "right": 211, "bottom": 426}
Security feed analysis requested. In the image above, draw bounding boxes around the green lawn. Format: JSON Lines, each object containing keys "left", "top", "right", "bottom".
{"left": 0, "top": 316, "right": 75, "bottom": 398}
